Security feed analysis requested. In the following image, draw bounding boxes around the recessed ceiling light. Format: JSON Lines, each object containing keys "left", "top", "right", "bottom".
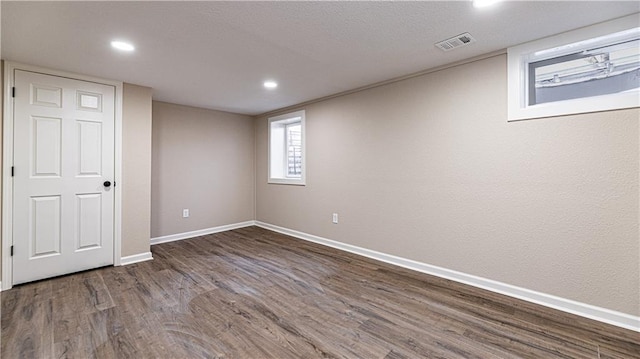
{"left": 473, "top": 0, "right": 501, "bottom": 8}
{"left": 263, "top": 81, "right": 278, "bottom": 89}
{"left": 111, "top": 40, "right": 135, "bottom": 52}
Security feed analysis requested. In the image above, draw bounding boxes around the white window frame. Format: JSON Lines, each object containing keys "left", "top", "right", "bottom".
{"left": 268, "top": 110, "right": 306, "bottom": 185}
{"left": 507, "top": 14, "right": 640, "bottom": 121}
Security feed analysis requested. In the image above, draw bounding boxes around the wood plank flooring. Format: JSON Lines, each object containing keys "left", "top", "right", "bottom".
{"left": 2, "top": 226, "right": 639, "bottom": 358}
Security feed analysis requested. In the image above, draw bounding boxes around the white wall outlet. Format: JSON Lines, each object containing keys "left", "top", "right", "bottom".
{"left": 183, "top": 209, "right": 190, "bottom": 218}
{"left": 332, "top": 213, "right": 338, "bottom": 224}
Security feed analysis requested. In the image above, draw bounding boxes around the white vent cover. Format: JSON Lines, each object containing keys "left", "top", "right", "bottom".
{"left": 435, "top": 33, "right": 476, "bottom": 51}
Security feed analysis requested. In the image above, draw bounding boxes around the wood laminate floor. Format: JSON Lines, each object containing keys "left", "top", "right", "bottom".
{"left": 2, "top": 226, "right": 639, "bottom": 358}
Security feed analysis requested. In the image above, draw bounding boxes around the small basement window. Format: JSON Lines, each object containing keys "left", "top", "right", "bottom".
{"left": 268, "top": 110, "right": 305, "bottom": 185}
{"left": 508, "top": 15, "right": 640, "bottom": 121}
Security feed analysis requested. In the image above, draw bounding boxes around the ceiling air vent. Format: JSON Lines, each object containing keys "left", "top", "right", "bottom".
{"left": 435, "top": 33, "right": 476, "bottom": 51}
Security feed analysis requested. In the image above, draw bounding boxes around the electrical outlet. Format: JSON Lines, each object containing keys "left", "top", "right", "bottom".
{"left": 183, "top": 209, "right": 189, "bottom": 218}
{"left": 332, "top": 213, "right": 338, "bottom": 224}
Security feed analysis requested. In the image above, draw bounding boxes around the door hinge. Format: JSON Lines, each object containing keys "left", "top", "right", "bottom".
{"left": 11, "top": 166, "right": 14, "bottom": 177}
{"left": 113, "top": 181, "right": 116, "bottom": 187}
{"left": 12, "top": 87, "right": 15, "bottom": 98}
{"left": 10, "top": 245, "right": 13, "bottom": 256}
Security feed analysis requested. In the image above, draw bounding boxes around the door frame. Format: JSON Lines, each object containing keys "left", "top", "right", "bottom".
{"left": 2, "top": 61, "right": 124, "bottom": 290}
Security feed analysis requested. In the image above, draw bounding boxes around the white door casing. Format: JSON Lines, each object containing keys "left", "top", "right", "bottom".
{"left": 2, "top": 63, "right": 123, "bottom": 289}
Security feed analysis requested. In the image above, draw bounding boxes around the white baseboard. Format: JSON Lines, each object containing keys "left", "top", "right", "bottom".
{"left": 120, "top": 252, "right": 153, "bottom": 266}
{"left": 255, "top": 221, "right": 640, "bottom": 332}
{"left": 150, "top": 221, "right": 256, "bottom": 246}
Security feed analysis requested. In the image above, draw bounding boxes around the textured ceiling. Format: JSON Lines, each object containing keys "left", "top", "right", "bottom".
{"left": 2, "top": 1, "right": 639, "bottom": 115}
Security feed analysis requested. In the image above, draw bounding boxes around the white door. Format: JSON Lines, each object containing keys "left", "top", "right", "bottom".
{"left": 12, "top": 70, "right": 115, "bottom": 285}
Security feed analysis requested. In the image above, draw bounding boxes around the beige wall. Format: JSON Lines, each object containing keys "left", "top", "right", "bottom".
{"left": 0, "top": 61, "right": 3, "bottom": 264}
{"left": 255, "top": 54, "right": 640, "bottom": 316}
{"left": 151, "top": 101, "right": 254, "bottom": 238}
{"left": 122, "top": 83, "right": 153, "bottom": 257}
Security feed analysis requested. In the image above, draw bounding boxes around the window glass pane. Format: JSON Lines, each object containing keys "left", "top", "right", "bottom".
{"left": 531, "top": 39, "right": 640, "bottom": 105}
{"left": 286, "top": 123, "right": 302, "bottom": 178}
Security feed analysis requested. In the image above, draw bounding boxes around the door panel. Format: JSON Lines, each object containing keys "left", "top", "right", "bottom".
{"left": 77, "top": 120, "right": 103, "bottom": 176}
{"left": 30, "top": 196, "right": 62, "bottom": 257}
{"left": 13, "top": 69, "right": 115, "bottom": 285}
{"left": 31, "top": 83, "right": 62, "bottom": 108}
{"left": 32, "top": 116, "right": 62, "bottom": 177}
{"left": 76, "top": 193, "right": 103, "bottom": 250}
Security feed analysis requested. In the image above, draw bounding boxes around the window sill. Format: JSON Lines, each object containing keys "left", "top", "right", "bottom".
{"left": 268, "top": 178, "right": 306, "bottom": 186}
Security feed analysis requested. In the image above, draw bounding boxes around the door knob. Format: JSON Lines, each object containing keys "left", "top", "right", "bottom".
{"left": 103, "top": 181, "right": 112, "bottom": 188}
